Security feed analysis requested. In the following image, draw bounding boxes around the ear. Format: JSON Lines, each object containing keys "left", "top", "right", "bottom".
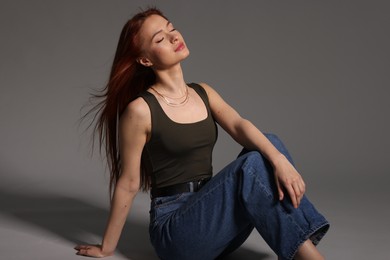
{"left": 137, "top": 57, "right": 153, "bottom": 67}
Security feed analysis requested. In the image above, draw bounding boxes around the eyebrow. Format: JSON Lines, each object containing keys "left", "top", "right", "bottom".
{"left": 151, "top": 21, "right": 171, "bottom": 41}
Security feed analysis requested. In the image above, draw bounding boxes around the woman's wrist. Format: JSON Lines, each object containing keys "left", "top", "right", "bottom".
{"left": 100, "top": 243, "right": 115, "bottom": 256}
{"left": 269, "top": 152, "right": 287, "bottom": 169}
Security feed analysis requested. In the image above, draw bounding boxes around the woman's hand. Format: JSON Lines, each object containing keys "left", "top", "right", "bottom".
{"left": 74, "top": 244, "right": 113, "bottom": 258}
{"left": 272, "top": 154, "right": 306, "bottom": 208}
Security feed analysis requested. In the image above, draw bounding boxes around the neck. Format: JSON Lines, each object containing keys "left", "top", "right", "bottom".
{"left": 152, "top": 63, "right": 187, "bottom": 95}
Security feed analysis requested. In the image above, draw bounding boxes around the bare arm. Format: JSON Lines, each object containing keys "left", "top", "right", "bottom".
{"left": 200, "top": 82, "right": 305, "bottom": 208}
{"left": 75, "top": 98, "right": 151, "bottom": 257}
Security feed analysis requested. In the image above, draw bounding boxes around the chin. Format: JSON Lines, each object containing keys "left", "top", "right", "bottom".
{"left": 181, "top": 49, "right": 190, "bottom": 60}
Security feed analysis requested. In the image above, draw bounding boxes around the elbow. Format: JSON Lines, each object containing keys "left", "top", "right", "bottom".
{"left": 116, "top": 177, "right": 140, "bottom": 195}
{"left": 127, "top": 181, "right": 141, "bottom": 194}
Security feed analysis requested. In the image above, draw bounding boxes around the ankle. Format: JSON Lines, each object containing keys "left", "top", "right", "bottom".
{"left": 294, "top": 239, "right": 324, "bottom": 260}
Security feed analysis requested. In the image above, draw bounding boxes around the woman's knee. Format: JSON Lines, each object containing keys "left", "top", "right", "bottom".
{"left": 240, "top": 151, "right": 271, "bottom": 179}
{"left": 241, "top": 151, "right": 264, "bottom": 165}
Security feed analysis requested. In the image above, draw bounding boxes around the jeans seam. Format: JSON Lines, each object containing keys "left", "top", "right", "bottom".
{"left": 243, "top": 151, "right": 276, "bottom": 199}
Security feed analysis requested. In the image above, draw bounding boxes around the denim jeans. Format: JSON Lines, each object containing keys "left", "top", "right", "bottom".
{"left": 149, "top": 134, "right": 329, "bottom": 260}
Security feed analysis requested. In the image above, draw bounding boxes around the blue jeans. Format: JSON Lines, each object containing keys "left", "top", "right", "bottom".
{"left": 149, "top": 134, "right": 329, "bottom": 260}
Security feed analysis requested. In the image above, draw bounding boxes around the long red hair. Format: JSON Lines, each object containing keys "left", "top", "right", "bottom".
{"left": 85, "top": 7, "right": 166, "bottom": 197}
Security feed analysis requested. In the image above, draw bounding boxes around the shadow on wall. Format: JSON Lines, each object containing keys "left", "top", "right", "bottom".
{"left": 0, "top": 190, "right": 271, "bottom": 260}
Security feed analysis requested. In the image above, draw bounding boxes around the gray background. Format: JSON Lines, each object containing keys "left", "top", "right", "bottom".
{"left": 1, "top": 0, "right": 389, "bottom": 259}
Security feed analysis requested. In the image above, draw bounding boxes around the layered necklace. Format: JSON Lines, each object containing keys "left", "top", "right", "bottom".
{"left": 151, "top": 85, "right": 189, "bottom": 107}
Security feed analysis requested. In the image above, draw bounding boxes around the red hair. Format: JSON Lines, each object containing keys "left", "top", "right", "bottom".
{"left": 85, "top": 7, "right": 166, "bottom": 197}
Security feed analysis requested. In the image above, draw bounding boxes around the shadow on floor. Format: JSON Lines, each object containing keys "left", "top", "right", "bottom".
{"left": 0, "top": 189, "right": 156, "bottom": 259}
{"left": 0, "top": 190, "right": 271, "bottom": 259}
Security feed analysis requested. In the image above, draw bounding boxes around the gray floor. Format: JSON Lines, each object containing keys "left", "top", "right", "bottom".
{"left": 1, "top": 176, "right": 389, "bottom": 260}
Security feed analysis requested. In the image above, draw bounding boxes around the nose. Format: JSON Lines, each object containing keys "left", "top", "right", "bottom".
{"left": 170, "top": 33, "right": 179, "bottom": 43}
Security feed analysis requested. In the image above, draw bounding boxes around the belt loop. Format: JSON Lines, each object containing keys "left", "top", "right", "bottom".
{"left": 188, "top": 182, "right": 194, "bottom": 192}
{"left": 197, "top": 179, "right": 202, "bottom": 188}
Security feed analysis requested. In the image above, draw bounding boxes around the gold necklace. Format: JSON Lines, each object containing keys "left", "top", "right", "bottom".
{"left": 151, "top": 85, "right": 189, "bottom": 107}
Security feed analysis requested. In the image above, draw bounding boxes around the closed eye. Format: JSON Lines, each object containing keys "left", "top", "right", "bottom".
{"left": 156, "top": 29, "right": 176, "bottom": 43}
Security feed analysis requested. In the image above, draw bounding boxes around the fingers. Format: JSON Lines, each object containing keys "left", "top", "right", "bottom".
{"left": 75, "top": 244, "right": 102, "bottom": 257}
{"left": 75, "top": 245, "right": 91, "bottom": 256}
{"left": 74, "top": 245, "right": 87, "bottom": 252}
{"left": 276, "top": 175, "right": 306, "bottom": 207}
{"left": 286, "top": 177, "right": 305, "bottom": 208}
{"left": 276, "top": 169, "right": 305, "bottom": 208}
{"left": 275, "top": 178, "right": 284, "bottom": 201}
{"left": 285, "top": 185, "right": 298, "bottom": 208}
{"left": 292, "top": 183, "right": 302, "bottom": 207}
{"left": 273, "top": 155, "right": 307, "bottom": 208}
{"left": 75, "top": 245, "right": 89, "bottom": 250}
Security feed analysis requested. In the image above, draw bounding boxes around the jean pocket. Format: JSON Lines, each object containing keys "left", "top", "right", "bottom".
{"left": 150, "top": 193, "right": 191, "bottom": 226}
{"left": 153, "top": 193, "right": 188, "bottom": 209}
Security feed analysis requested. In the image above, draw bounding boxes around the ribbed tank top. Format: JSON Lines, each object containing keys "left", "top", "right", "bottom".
{"left": 139, "top": 83, "right": 218, "bottom": 189}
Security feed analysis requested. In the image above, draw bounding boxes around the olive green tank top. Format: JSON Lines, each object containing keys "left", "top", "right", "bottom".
{"left": 139, "top": 83, "right": 218, "bottom": 189}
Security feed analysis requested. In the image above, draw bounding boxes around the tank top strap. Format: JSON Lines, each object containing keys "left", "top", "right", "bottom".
{"left": 188, "top": 83, "right": 211, "bottom": 110}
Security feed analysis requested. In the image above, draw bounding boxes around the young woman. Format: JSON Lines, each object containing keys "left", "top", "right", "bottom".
{"left": 75, "top": 8, "right": 329, "bottom": 260}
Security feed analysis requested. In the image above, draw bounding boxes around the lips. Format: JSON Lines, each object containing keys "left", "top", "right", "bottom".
{"left": 175, "top": 43, "right": 185, "bottom": 52}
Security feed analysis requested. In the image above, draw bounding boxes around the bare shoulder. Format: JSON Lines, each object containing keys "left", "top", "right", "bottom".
{"left": 198, "top": 82, "right": 215, "bottom": 93}
{"left": 198, "top": 82, "right": 224, "bottom": 101}
{"left": 198, "top": 82, "right": 240, "bottom": 121}
{"left": 120, "top": 97, "right": 151, "bottom": 129}
{"left": 198, "top": 82, "right": 221, "bottom": 99}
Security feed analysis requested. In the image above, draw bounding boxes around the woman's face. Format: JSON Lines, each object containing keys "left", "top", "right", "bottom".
{"left": 137, "top": 15, "right": 189, "bottom": 70}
